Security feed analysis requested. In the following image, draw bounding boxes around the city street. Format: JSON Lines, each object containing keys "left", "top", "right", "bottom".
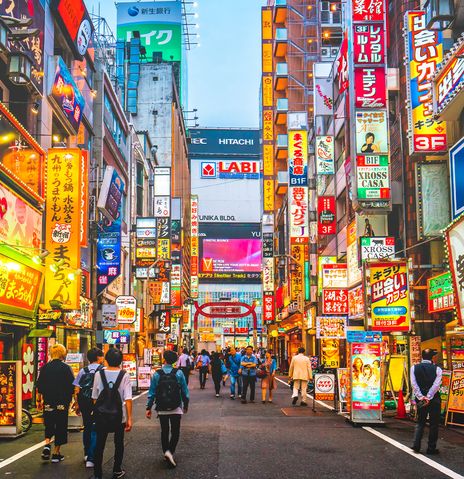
{"left": 1, "top": 375, "right": 463, "bottom": 479}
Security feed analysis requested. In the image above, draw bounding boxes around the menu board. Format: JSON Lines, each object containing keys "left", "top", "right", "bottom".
{"left": 138, "top": 366, "right": 152, "bottom": 389}
{"left": 440, "top": 370, "right": 451, "bottom": 416}
{"left": 446, "top": 369, "right": 464, "bottom": 426}
{"left": 0, "top": 361, "right": 20, "bottom": 435}
{"left": 122, "top": 353, "right": 137, "bottom": 386}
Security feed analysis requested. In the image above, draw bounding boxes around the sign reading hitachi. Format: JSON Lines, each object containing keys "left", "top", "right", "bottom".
{"left": 189, "top": 128, "right": 260, "bottom": 156}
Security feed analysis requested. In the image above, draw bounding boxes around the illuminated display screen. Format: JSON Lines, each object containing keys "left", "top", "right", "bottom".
{"left": 201, "top": 238, "right": 261, "bottom": 273}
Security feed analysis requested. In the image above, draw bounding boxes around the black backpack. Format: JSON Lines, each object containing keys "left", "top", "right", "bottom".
{"left": 78, "top": 365, "right": 103, "bottom": 408}
{"left": 155, "top": 369, "right": 182, "bottom": 412}
{"left": 94, "top": 370, "right": 126, "bottom": 432}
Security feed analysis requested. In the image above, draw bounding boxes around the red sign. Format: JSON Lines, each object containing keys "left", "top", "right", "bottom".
{"left": 263, "top": 292, "right": 275, "bottom": 323}
{"left": 348, "top": 285, "right": 365, "bottom": 318}
{"left": 223, "top": 327, "right": 249, "bottom": 334}
{"left": 354, "top": 67, "right": 386, "bottom": 108}
{"left": 353, "top": 25, "right": 385, "bottom": 64}
{"left": 318, "top": 196, "right": 336, "bottom": 235}
{"left": 337, "top": 33, "right": 349, "bottom": 94}
{"left": 352, "top": 0, "right": 385, "bottom": 22}
{"left": 323, "top": 289, "right": 349, "bottom": 315}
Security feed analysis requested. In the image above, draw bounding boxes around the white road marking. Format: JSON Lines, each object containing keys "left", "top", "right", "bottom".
{"left": 275, "top": 377, "right": 335, "bottom": 411}
{"left": 364, "top": 427, "right": 464, "bottom": 479}
{"left": 276, "top": 376, "right": 463, "bottom": 479}
{"left": 0, "top": 389, "right": 149, "bottom": 470}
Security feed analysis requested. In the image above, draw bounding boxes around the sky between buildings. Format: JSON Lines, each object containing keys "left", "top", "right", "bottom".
{"left": 88, "top": 0, "right": 264, "bottom": 128}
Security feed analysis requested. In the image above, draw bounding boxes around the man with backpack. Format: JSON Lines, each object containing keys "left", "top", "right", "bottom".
{"left": 92, "top": 348, "right": 133, "bottom": 479}
{"left": 146, "top": 350, "right": 189, "bottom": 468}
{"left": 73, "top": 348, "right": 104, "bottom": 468}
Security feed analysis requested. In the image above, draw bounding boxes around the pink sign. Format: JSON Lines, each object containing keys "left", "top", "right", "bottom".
{"left": 353, "top": 25, "right": 385, "bottom": 64}
{"left": 352, "top": 0, "right": 385, "bottom": 22}
{"left": 354, "top": 67, "right": 386, "bottom": 108}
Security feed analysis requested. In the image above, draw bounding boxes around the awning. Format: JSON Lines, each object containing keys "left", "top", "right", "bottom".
{"left": 28, "top": 328, "right": 54, "bottom": 338}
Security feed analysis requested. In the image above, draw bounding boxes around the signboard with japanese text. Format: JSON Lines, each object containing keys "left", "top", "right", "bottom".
{"left": 102, "top": 304, "right": 117, "bottom": 328}
{"left": 366, "top": 260, "right": 411, "bottom": 332}
{"left": 103, "top": 330, "right": 130, "bottom": 345}
{"left": 354, "top": 67, "right": 386, "bottom": 108}
{"left": 355, "top": 110, "right": 389, "bottom": 155}
{"left": 262, "top": 258, "right": 274, "bottom": 292}
{"left": 116, "top": 296, "right": 137, "bottom": 324}
{"left": 263, "top": 179, "right": 274, "bottom": 212}
{"left": 445, "top": 216, "right": 464, "bottom": 325}
{"left": 336, "top": 32, "right": 349, "bottom": 94}
{"left": 353, "top": 25, "right": 385, "bottom": 64}
{"left": 79, "top": 151, "right": 89, "bottom": 247}
{"left": 190, "top": 195, "right": 199, "bottom": 298}
{"left": 154, "top": 311, "right": 171, "bottom": 334}
{"left": 22, "top": 344, "right": 34, "bottom": 401}
{"left": 318, "top": 196, "right": 336, "bottom": 235}
{"left": 97, "top": 215, "right": 122, "bottom": 294}
{"left": 446, "top": 369, "right": 464, "bottom": 419}
{"left": 405, "top": 11, "right": 447, "bottom": 154}
{"left": 44, "top": 149, "right": 82, "bottom": 309}
{"left": 352, "top": 0, "right": 385, "bottom": 22}
{"left": 318, "top": 256, "right": 337, "bottom": 294}
{"left": 449, "top": 138, "right": 464, "bottom": 220}
{"left": 97, "top": 166, "right": 124, "bottom": 223}
{"left": 117, "top": 1, "right": 182, "bottom": 63}
{"left": 289, "top": 188, "right": 309, "bottom": 244}
{"left": 428, "top": 272, "right": 454, "bottom": 314}
{"left": 316, "top": 136, "right": 335, "bottom": 175}
{"left": 359, "top": 237, "right": 395, "bottom": 263}
{"left": 290, "top": 245, "right": 305, "bottom": 308}
{"left": 262, "top": 75, "right": 273, "bottom": 107}
{"left": 0, "top": 361, "right": 21, "bottom": 435}
{"left": 348, "top": 285, "right": 365, "bottom": 321}
{"left": 288, "top": 131, "right": 308, "bottom": 187}
{"left": 50, "top": 57, "right": 85, "bottom": 133}
{"left": 316, "top": 316, "right": 347, "bottom": 339}
{"left": 314, "top": 373, "right": 335, "bottom": 401}
{"left": 322, "top": 290, "right": 349, "bottom": 315}
{"left": 322, "top": 264, "right": 348, "bottom": 289}
{"left": 263, "top": 144, "right": 273, "bottom": 176}
{"left": 356, "top": 155, "right": 390, "bottom": 202}
{"left": 263, "top": 293, "right": 275, "bottom": 324}
{"left": 347, "top": 220, "right": 362, "bottom": 287}
{"left": 314, "top": 77, "right": 334, "bottom": 116}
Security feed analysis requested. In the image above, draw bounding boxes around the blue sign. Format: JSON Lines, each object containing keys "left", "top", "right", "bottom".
{"left": 450, "top": 137, "right": 464, "bottom": 220}
{"left": 97, "top": 214, "right": 122, "bottom": 295}
{"left": 50, "top": 57, "right": 85, "bottom": 132}
{"left": 189, "top": 128, "right": 260, "bottom": 156}
{"left": 346, "top": 331, "right": 383, "bottom": 343}
{"left": 103, "top": 330, "right": 130, "bottom": 345}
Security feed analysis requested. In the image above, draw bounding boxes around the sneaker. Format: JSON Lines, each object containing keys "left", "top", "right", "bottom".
{"left": 51, "top": 454, "right": 64, "bottom": 463}
{"left": 300, "top": 402, "right": 308, "bottom": 407}
{"left": 426, "top": 449, "right": 439, "bottom": 455}
{"left": 84, "top": 455, "right": 88, "bottom": 462}
{"left": 292, "top": 397, "right": 298, "bottom": 405}
{"left": 230, "top": 395, "right": 235, "bottom": 400}
{"left": 86, "top": 461, "right": 95, "bottom": 468}
{"left": 41, "top": 445, "right": 51, "bottom": 461}
{"left": 112, "top": 471, "right": 126, "bottom": 478}
{"left": 164, "top": 450, "right": 176, "bottom": 467}
{"left": 216, "top": 393, "right": 220, "bottom": 397}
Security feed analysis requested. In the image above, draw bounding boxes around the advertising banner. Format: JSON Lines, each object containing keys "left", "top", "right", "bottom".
{"left": 318, "top": 256, "right": 337, "bottom": 294}
{"left": 289, "top": 187, "right": 309, "bottom": 244}
{"left": 354, "top": 67, "right": 387, "bottom": 108}
{"left": 316, "top": 316, "right": 347, "bottom": 339}
{"left": 415, "top": 162, "right": 450, "bottom": 238}
{"left": 322, "top": 264, "right": 348, "bottom": 289}
{"left": 96, "top": 214, "right": 122, "bottom": 295}
{"left": 447, "top": 369, "right": 464, "bottom": 416}
{"left": 101, "top": 304, "right": 117, "bottom": 328}
{"left": 262, "top": 258, "right": 274, "bottom": 292}
{"left": 348, "top": 285, "right": 365, "bottom": 322}
{"left": 21, "top": 344, "right": 34, "bottom": 401}
{"left": 117, "top": 1, "right": 182, "bottom": 62}
{"left": 347, "top": 220, "right": 361, "bottom": 287}
{"left": 116, "top": 296, "right": 137, "bottom": 324}
{"left": 352, "top": 0, "right": 385, "bottom": 22}
{"left": 314, "top": 373, "right": 335, "bottom": 401}
{"left": 314, "top": 77, "right": 334, "bottom": 117}
{"left": 288, "top": 131, "right": 308, "bottom": 187}
{"left": 263, "top": 292, "right": 275, "bottom": 324}
{"left": 366, "top": 260, "right": 411, "bottom": 332}
{"left": 0, "top": 361, "right": 21, "bottom": 435}
{"left": 97, "top": 166, "right": 124, "bottom": 223}
{"left": 405, "top": 11, "right": 447, "bottom": 154}
{"left": 316, "top": 136, "right": 335, "bottom": 175}
{"left": 353, "top": 25, "right": 385, "bottom": 64}
{"left": 351, "top": 342, "right": 382, "bottom": 410}
{"left": 317, "top": 196, "right": 336, "bottom": 235}
{"left": 359, "top": 237, "right": 395, "bottom": 263}
{"left": 79, "top": 151, "right": 89, "bottom": 247}
{"left": 336, "top": 32, "right": 349, "bottom": 94}
{"left": 322, "top": 290, "right": 349, "bottom": 315}
{"left": 449, "top": 138, "right": 464, "bottom": 220}
{"left": 445, "top": 216, "right": 464, "bottom": 324}
{"left": 321, "top": 339, "right": 340, "bottom": 368}
{"left": 103, "top": 330, "right": 130, "bottom": 345}
{"left": 355, "top": 111, "right": 388, "bottom": 155}
{"left": 190, "top": 195, "right": 199, "bottom": 298}
{"left": 290, "top": 244, "right": 305, "bottom": 307}
{"left": 44, "top": 149, "right": 82, "bottom": 309}
{"left": 138, "top": 366, "right": 152, "bottom": 389}
{"left": 356, "top": 155, "right": 390, "bottom": 201}
{"left": 337, "top": 368, "right": 350, "bottom": 404}
{"left": 427, "top": 272, "right": 454, "bottom": 314}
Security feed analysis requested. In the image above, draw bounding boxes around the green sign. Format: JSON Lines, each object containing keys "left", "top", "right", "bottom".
{"left": 356, "top": 154, "right": 390, "bottom": 200}
{"left": 428, "top": 271, "right": 454, "bottom": 313}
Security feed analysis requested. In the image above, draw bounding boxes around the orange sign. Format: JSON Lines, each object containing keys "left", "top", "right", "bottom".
{"left": 44, "top": 149, "right": 82, "bottom": 310}
{"left": 263, "top": 144, "right": 273, "bottom": 176}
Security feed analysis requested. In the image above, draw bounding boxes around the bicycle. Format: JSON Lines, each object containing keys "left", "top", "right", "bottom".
{"left": 21, "top": 408, "right": 32, "bottom": 433}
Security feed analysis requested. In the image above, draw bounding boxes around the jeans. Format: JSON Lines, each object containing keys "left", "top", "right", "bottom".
{"left": 180, "top": 367, "right": 190, "bottom": 385}
{"left": 292, "top": 379, "right": 308, "bottom": 403}
{"left": 93, "top": 422, "right": 125, "bottom": 478}
{"left": 159, "top": 414, "right": 182, "bottom": 453}
{"left": 81, "top": 407, "right": 97, "bottom": 461}
{"left": 241, "top": 375, "right": 256, "bottom": 401}
{"left": 43, "top": 405, "right": 69, "bottom": 446}
{"left": 230, "top": 374, "right": 242, "bottom": 397}
{"left": 413, "top": 396, "right": 441, "bottom": 451}
{"left": 199, "top": 366, "right": 208, "bottom": 388}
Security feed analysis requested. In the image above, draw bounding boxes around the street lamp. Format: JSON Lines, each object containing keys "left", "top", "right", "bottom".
{"left": 8, "top": 52, "right": 32, "bottom": 85}
{"left": 424, "top": 0, "right": 455, "bottom": 30}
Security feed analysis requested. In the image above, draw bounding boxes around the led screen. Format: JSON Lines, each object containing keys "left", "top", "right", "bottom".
{"left": 201, "top": 238, "right": 261, "bottom": 273}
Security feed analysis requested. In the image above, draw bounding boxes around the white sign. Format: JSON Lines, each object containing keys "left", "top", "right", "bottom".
{"left": 116, "top": 295, "right": 137, "bottom": 324}
{"left": 262, "top": 257, "right": 274, "bottom": 291}
{"left": 102, "top": 304, "right": 117, "bottom": 328}
{"left": 322, "top": 264, "right": 348, "bottom": 289}
{"left": 314, "top": 373, "right": 336, "bottom": 401}
{"left": 359, "top": 237, "right": 395, "bottom": 262}
{"left": 316, "top": 136, "right": 335, "bottom": 175}
{"left": 447, "top": 218, "right": 464, "bottom": 324}
{"left": 154, "top": 196, "right": 170, "bottom": 218}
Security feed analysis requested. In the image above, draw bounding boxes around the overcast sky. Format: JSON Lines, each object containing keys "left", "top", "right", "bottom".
{"left": 88, "top": 0, "right": 263, "bottom": 128}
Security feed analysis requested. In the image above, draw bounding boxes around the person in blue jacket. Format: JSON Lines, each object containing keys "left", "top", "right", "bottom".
{"left": 146, "top": 350, "right": 189, "bottom": 468}
{"left": 227, "top": 346, "right": 242, "bottom": 400}
{"left": 260, "top": 351, "right": 277, "bottom": 404}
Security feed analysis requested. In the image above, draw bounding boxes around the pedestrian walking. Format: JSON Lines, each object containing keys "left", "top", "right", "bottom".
{"left": 74, "top": 347, "right": 104, "bottom": 468}
{"left": 261, "top": 351, "right": 277, "bottom": 404}
{"left": 146, "top": 350, "right": 189, "bottom": 468}
{"left": 210, "top": 352, "right": 227, "bottom": 397}
{"left": 196, "top": 349, "right": 210, "bottom": 389}
{"left": 36, "top": 343, "right": 75, "bottom": 463}
{"left": 289, "top": 347, "right": 313, "bottom": 406}
{"left": 92, "top": 348, "right": 133, "bottom": 479}
{"left": 227, "top": 346, "right": 242, "bottom": 399}
{"left": 239, "top": 345, "right": 258, "bottom": 403}
{"left": 411, "top": 348, "right": 443, "bottom": 455}
{"left": 177, "top": 348, "right": 191, "bottom": 384}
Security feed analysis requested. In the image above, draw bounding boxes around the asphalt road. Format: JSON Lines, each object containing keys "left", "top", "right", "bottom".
{"left": 1, "top": 373, "right": 463, "bottom": 479}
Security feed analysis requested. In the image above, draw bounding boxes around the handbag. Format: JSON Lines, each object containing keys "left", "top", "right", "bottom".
{"left": 256, "top": 366, "right": 268, "bottom": 379}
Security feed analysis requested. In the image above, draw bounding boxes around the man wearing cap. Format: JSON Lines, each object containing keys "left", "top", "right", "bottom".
{"left": 410, "top": 348, "right": 442, "bottom": 454}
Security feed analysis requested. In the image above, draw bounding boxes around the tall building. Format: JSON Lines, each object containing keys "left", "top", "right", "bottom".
{"left": 189, "top": 128, "right": 263, "bottom": 350}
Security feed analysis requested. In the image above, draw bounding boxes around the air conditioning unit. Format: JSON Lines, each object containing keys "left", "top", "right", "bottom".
{"left": 331, "top": 47, "right": 339, "bottom": 56}
{"left": 321, "top": 47, "right": 330, "bottom": 57}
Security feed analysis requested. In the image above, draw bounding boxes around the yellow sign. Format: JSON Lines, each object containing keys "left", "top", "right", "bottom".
{"left": 321, "top": 338, "right": 340, "bottom": 368}
{"left": 261, "top": 8, "right": 273, "bottom": 40}
{"left": 263, "top": 179, "right": 274, "bottom": 212}
{"left": 290, "top": 244, "right": 305, "bottom": 305}
{"left": 263, "top": 144, "right": 273, "bottom": 176}
{"left": 262, "top": 74, "right": 273, "bottom": 107}
{"left": 262, "top": 43, "right": 273, "bottom": 73}
{"left": 191, "top": 236, "right": 199, "bottom": 257}
{"left": 263, "top": 109, "right": 274, "bottom": 141}
{"left": 44, "top": 149, "right": 82, "bottom": 310}
{"left": 368, "top": 260, "right": 411, "bottom": 332}
{"left": 318, "top": 256, "right": 336, "bottom": 295}
{"left": 157, "top": 238, "right": 171, "bottom": 259}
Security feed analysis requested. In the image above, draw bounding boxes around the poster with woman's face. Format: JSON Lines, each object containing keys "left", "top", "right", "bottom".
{"left": 351, "top": 342, "right": 381, "bottom": 410}
{"left": 355, "top": 110, "right": 389, "bottom": 155}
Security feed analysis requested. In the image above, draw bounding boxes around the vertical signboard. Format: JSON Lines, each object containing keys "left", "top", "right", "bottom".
{"left": 316, "top": 136, "right": 335, "bottom": 175}
{"left": 288, "top": 131, "right": 308, "bottom": 186}
{"left": 45, "top": 149, "right": 82, "bottom": 309}
{"left": 427, "top": 272, "right": 455, "bottom": 314}
{"left": 317, "top": 196, "right": 336, "bottom": 235}
{"left": 449, "top": 138, "right": 464, "bottom": 220}
{"left": 190, "top": 195, "right": 199, "bottom": 298}
{"left": 445, "top": 215, "right": 464, "bottom": 325}
{"left": 0, "top": 361, "right": 21, "bottom": 436}
{"left": 405, "top": 11, "right": 447, "bottom": 154}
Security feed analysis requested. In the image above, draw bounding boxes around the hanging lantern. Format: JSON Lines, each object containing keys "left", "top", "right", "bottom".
{"left": 8, "top": 52, "right": 32, "bottom": 85}
{"left": 424, "top": 0, "right": 455, "bottom": 31}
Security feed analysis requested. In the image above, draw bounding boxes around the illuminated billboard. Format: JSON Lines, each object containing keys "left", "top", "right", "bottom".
{"left": 201, "top": 239, "right": 261, "bottom": 274}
